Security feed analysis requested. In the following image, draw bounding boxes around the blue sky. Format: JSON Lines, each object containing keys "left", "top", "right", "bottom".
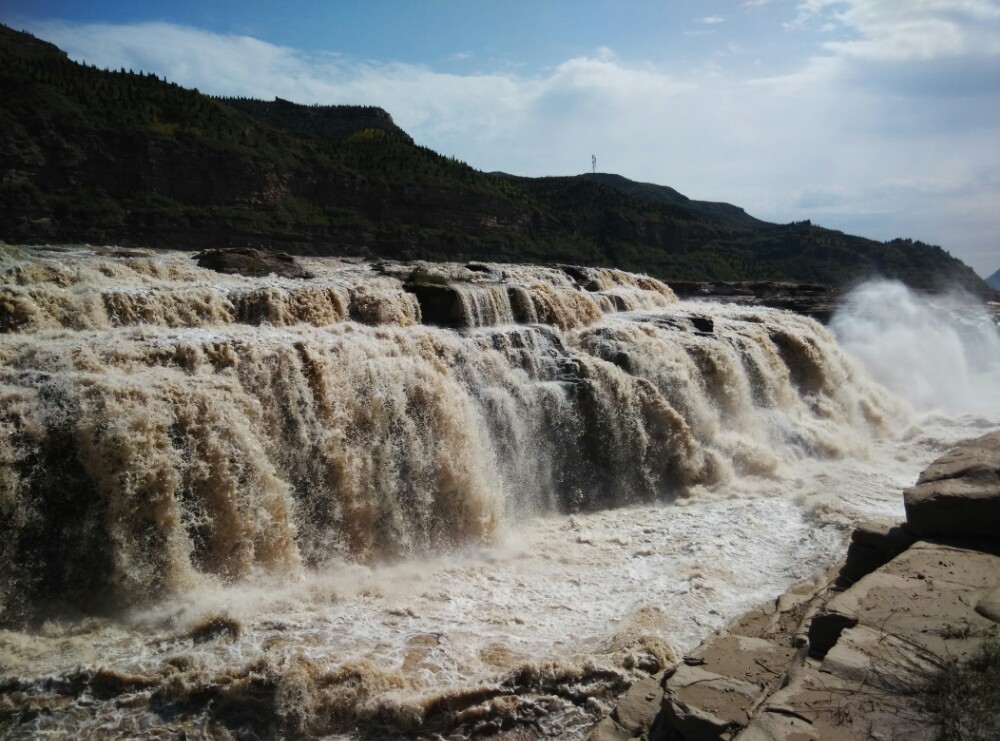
{"left": 3, "top": 1, "right": 999, "bottom": 276}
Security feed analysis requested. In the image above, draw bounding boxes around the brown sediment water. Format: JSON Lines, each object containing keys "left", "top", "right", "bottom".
{"left": 0, "top": 245, "right": 993, "bottom": 739}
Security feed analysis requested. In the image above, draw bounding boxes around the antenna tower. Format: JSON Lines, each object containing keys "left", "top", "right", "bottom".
{"left": 592, "top": 155, "right": 597, "bottom": 174}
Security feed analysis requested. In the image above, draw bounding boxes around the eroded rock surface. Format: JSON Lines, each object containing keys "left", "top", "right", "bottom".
{"left": 591, "top": 431, "right": 1000, "bottom": 740}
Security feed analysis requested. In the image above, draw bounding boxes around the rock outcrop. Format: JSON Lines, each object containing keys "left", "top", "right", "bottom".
{"left": 590, "top": 431, "right": 1000, "bottom": 741}
{"left": 904, "top": 431, "right": 1000, "bottom": 538}
{"left": 668, "top": 282, "right": 843, "bottom": 324}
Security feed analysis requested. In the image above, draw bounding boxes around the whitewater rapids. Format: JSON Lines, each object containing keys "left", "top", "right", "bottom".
{"left": 0, "top": 245, "right": 996, "bottom": 739}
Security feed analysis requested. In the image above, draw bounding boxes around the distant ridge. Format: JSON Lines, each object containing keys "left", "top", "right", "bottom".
{"left": 987, "top": 268, "right": 1000, "bottom": 291}
{"left": 0, "top": 23, "right": 988, "bottom": 294}
{"left": 583, "top": 172, "right": 764, "bottom": 230}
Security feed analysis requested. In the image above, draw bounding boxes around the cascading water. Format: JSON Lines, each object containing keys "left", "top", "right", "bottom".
{"left": 0, "top": 245, "right": 996, "bottom": 739}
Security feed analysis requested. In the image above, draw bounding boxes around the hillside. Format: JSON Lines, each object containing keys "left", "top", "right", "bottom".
{"left": 988, "top": 268, "right": 1000, "bottom": 291}
{"left": 0, "top": 24, "right": 988, "bottom": 293}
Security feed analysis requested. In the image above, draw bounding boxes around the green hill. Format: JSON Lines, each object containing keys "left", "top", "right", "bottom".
{"left": 0, "top": 24, "right": 988, "bottom": 293}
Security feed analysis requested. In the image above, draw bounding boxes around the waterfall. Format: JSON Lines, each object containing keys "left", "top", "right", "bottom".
{"left": 0, "top": 245, "right": 907, "bottom": 624}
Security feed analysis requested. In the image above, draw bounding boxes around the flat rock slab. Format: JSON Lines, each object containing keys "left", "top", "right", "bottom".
{"left": 689, "top": 634, "right": 796, "bottom": 693}
{"left": 735, "top": 709, "right": 820, "bottom": 741}
{"left": 818, "top": 540, "right": 1000, "bottom": 660}
{"left": 747, "top": 657, "right": 937, "bottom": 741}
{"left": 657, "top": 631, "right": 802, "bottom": 740}
{"left": 820, "top": 624, "right": 940, "bottom": 689}
{"left": 650, "top": 570, "right": 836, "bottom": 740}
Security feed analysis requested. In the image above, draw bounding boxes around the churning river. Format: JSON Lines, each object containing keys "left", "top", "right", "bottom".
{"left": 1, "top": 245, "right": 997, "bottom": 738}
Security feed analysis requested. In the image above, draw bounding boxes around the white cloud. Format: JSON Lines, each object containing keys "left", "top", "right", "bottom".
{"left": 20, "top": 16, "right": 1000, "bottom": 276}
{"left": 792, "top": 0, "right": 1000, "bottom": 60}
{"left": 746, "top": 0, "right": 1000, "bottom": 273}
{"left": 698, "top": 16, "right": 727, "bottom": 24}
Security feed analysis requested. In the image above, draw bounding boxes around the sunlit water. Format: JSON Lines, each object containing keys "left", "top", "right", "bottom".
{"left": 1, "top": 247, "right": 997, "bottom": 739}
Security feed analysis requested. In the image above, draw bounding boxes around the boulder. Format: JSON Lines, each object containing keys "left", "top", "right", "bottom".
{"left": 585, "top": 672, "right": 668, "bottom": 741}
{"left": 661, "top": 664, "right": 761, "bottom": 741}
{"left": 975, "top": 585, "right": 1000, "bottom": 623}
{"left": 195, "top": 247, "right": 314, "bottom": 279}
{"left": 689, "top": 316, "right": 715, "bottom": 334}
{"left": 903, "top": 431, "right": 1000, "bottom": 539}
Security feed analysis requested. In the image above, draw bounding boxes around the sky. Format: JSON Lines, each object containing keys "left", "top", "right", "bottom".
{"left": 3, "top": 1, "right": 999, "bottom": 276}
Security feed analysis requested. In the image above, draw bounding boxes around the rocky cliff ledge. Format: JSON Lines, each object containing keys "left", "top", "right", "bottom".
{"left": 589, "top": 431, "right": 1000, "bottom": 741}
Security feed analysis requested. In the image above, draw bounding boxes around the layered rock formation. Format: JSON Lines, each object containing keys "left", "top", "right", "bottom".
{"left": 591, "top": 431, "right": 1000, "bottom": 740}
